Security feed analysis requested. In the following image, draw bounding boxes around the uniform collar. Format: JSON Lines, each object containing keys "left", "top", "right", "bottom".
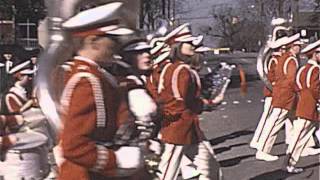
{"left": 10, "top": 83, "right": 27, "bottom": 100}
{"left": 289, "top": 50, "right": 297, "bottom": 57}
{"left": 74, "top": 56, "right": 99, "bottom": 67}
{"left": 307, "top": 59, "right": 319, "bottom": 66}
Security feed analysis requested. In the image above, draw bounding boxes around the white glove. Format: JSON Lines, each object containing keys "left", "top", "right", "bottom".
{"left": 148, "top": 140, "right": 162, "bottom": 155}
{"left": 53, "top": 145, "right": 65, "bottom": 167}
{"left": 128, "top": 89, "right": 157, "bottom": 121}
{"left": 114, "top": 146, "right": 143, "bottom": 169}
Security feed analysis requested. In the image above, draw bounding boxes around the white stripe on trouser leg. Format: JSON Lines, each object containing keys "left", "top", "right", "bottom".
{"left": 305, "top": 133, "right": 316, "bottom": 148}
{"left": 157, "top": 143, "right": 184, "bottom": 180}
{"left": 251, "top": 97, "right": 272, "bottom": 148}
{"left": 263, "top": 109, "right": 288, "bottom": 153}
{"left": 285, "top": 119, "right": 293, "bottom": 144}
{"left": 287, "top": 118, "right": 316, "bottom": 166}
{"left": 194, "top": 141, "right": 221, "bottom": 180}
{"left": 257, "top": 108, "right": 288, "bottom": 153}
{"left": 316, "top": 127, "right": 320, "bottom": 143}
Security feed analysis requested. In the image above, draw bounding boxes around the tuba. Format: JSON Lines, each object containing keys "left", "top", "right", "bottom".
{"left": 256, "top": 23, "right": 291, "bottom": 91}
{"left": 36, "top": 0, "right": 82, "bottom": 139}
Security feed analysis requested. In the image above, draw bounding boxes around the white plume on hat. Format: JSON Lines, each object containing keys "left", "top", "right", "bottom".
{"left": 271, "top": 18, "right": 287, "bottom": 26}
{"left": 301, "top": 40, "right": 320, "bottom": 54}
{"left": 62, "top": 2, "right": 134, "bottom": 36}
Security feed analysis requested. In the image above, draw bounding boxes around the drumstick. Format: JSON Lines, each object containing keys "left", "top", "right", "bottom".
{"left": 19, "top": 100, "right": 34, "bottom": 113}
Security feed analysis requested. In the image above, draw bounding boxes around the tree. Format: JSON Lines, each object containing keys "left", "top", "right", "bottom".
{"left": 0, "top": 0, "right": 46, "bottom": 22}
{"left": 314, "top": 0, "right": 320, "bottom": 9}
{"left": 140, "top": 0, "right": 174, "bottom": 30}
{"left": 200, "top": 2, "right": 266, "bottom": 51}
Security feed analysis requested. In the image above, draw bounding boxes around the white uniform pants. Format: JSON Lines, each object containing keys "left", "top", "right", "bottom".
{"left": 157, "top": 141, "right": 222, "bottom": 180}
{"left": 285, "top": 118, "right": 294, "bottom": 144}
{"left": 251, "top": 97, "right": 273, "bottom": 148}
{"left": 257, "top": 108, "right": 288, "bottom": 153}
{"left": 286, "top": 118, "right": 316, "bottom": 166}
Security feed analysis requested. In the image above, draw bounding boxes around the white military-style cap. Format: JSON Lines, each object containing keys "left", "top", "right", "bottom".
{"left": 151, "top": 44, "right": 171, "bottom": 65}
{"left": 193, "top": 35, "right": 204, "bottom": 47}
{"left": 301, "top": 40, "right": 320, "bottom": 54}
{"left": 195, "top": 46, "right": 211, "bottom": 53}
{"left": 62, "top": 2, "right": 134, "bottom": 37}
{"left": 286, "top": 33, "right": 303, "bottom": 46}
{"left": 123, "top": 41, "right": 151, "bottom": 52}
{"left": 9, "top": 61, "right": 32, "bottom": 75}
{"left": 268, "top": 36, "right": 288, "bottom": 49}
{"left": 164, "top": 23, "right": 201, "bottom": 45}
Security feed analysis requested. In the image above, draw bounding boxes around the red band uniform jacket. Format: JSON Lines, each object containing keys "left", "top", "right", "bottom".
{"left": 0, "top": 84, "right": 29, "bottom": 151}
{"left": 3, "top": 84, "right": 28, "bottom": 114}
{"left": 263, "top": 54, "right": 279, "bottom": 97}
{"left": 158, "top": 60, "right": 204, "bottom": 145}
{"left": 58, "top": 57, "right": 121, "bottom": 180}
{"left": 272, "top": 52, "right": 299, "bottom": 110}
{"left": 295, "top": 60, "right": 320, "bottom": 121}
{"left": 146, "top": 59, "right": 172, "bottom": 102}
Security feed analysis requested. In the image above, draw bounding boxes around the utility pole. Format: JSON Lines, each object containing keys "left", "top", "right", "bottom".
{"left": 162, "top": 0, "right": 166, "bottom": 16}
{"left": 278, "top": 0, "right": 285, "bottom": 17}
{"left": 173, "top": 0, "right": 176, "bottom": 20}
{"left": 139, "top": 0, "right": 144, "bottom": 29}
{"left": 167, "top": 0, "right": 171, "bottom": 19}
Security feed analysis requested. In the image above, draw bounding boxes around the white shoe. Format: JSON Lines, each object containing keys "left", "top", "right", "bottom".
{"left": 255, "top": 151, "right": 279, "bottom": 161}
{"left": 181, "top": 165, "right": 200, "bottom": 179}
{"left": 249, "top": 141, "right": 258, "bottom": 149}
{"left": 286, "top": 166, "right": 303, "bottom": 174}
{"left": 301, "top": 147, "right": 320, "bottom": 157}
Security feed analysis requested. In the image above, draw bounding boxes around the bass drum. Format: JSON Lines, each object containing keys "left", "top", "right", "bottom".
{"left": 0, "top": 146, "right": 50, "bottom": 180}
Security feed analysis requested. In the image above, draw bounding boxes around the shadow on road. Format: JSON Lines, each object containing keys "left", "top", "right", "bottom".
{"left": 209, "top": 130, "right": 254, "bottom": 146}
{"left": 220, "top": 154, "right": 255, "bottom": 167}
{"left": 249, "top": 162, "right": 320, "bottom": 180}
{"left": 215, "top": 142, "right": 248, "bottom": 154}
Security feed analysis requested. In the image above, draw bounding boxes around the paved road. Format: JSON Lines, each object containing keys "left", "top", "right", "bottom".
{"left": 199, "top": 80, "right": 320, "bottom": 180}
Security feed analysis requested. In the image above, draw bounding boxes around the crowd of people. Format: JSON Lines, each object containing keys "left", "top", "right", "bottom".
{"left": 1, "top": 1, "right": 320, "bottom": 180}
{"left": 251, "top": 24, "right": 320, "bottom": 173}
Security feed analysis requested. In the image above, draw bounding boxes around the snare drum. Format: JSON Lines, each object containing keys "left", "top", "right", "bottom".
{"left": 0, "top": 146, "right": 49, "bottom": 180}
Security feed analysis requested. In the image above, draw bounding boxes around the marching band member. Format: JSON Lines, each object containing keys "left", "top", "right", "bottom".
{"left": 57, "top": 3, "right": 147, "bottom": 180}
{"left": 1, "top": 61, "right": 33, "bottom": 114}
{"left": 256, "top": 33, "right": 303, "bottom": 161}
{"left": 117, "top": 39, "right": 160, "bottom": 178}
{"left": 284, "top": 40, "right": 320, "bottom": 173}
{"left": 0, "top": 66, "right": 51, "bottom": 179}
{"left": 155, "top": 23, "right": 222, "bottom": 180}
{"left": 147, "top": 36, "right": 171, "bottom": 101}
{"left": 250, "top": 37, "right": 286, "bottom": 149}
